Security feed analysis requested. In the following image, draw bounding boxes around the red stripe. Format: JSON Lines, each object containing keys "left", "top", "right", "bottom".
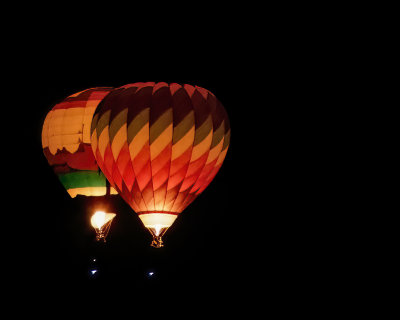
{"left": 169, "top": 147, "right": 192, "bottom": 175}
{"left": 43, "top": 145, "right": 98, "bottom": 170}
{"left": 131, "top": 181, "right": 147, "bottom": 212}
{"left": 189, "top": 160, "right": 217, "bottom": 193}
{"left": 177, "top": 193, "right": 197, "bottom": 213}
{"left": 170, "top": 192, "right": 187, "bottom": 213}
{"left": 103, "top": 144, "right": 115, "bottom": 180}
{"left": 152, "top": 164, "right": 170, "bottom": 190}
{"left": 133, "top": 143, "right": 151, "bottom": 174}
{"left": 116, "top": 143, "right": 132, "bottom": 190}
{"left": 96, "top": 149, "right": 109, "bottom": 180}
{"left": 88, "top": 91, "right": 112, "bottom": 100}
{"left": 196, "top": 164, "right": 222, "bottom": 195}
{"left": 153, "top": 184, "right": 167, "bottom": 210}
{"left": 120, "top": 187, "right": 140, "bottom": 212}
{"left": 151, "top": 143, "right": 172, "bottom": 175}
{"left": 112, "top": 164, "right": 123, "bottom": 191}
{"left": 52, "top": 101, "right": 87, "bottom": 110}
{"left": 138, "top": 211, "right": 178, "bottom": 215}
{"left": 141, "top": 182, "right": 155, "bottom": 210}
{"left": 179, "top": 174, "right": 199, "bottom": 192}
{"left": 122, "top": 161, "right": 135, "bottom": 192}
{"left": 184, "top": 152, "right": 208, "bottom": 177}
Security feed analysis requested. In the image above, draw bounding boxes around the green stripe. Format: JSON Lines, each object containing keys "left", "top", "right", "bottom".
{"left": 58, "top": 171, "right": 106, "bottom": 189}
{"left": 193, "top": 115, "right": 212, "bottom": 146}
{"left": 96, "top": 109, "right": 111, "bottom": 137}
{"left": 222, "top": 128, "right": 231, "bottom": 150}
{"left": 127, "top": 108, "right": 149, "bottom": 144}
{"left": 150, "top": 109, "right": 173, "bottom": 144}
{"left": 110, "top": 108, "right": 128, "bottom": 143}
{"left": 210, "top": 122, "right": 225, "bottom": 148}
{"left": 91, "top": 113, "right": 99, "bottom": 135}
{"left": 172, "top": 111, "right": 194, "bottom": 144}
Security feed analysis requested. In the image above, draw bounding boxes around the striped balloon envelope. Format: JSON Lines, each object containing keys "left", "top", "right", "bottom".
{"left": 42, "top": 88, "right": 118, "bottom": 198}
{"left": 90, "top": 82, "right": 230, "bottom": 247}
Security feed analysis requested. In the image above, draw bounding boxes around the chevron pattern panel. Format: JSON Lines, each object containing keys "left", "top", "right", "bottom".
{"left": 90, "top": 82, "right": 230, "bottom": 216}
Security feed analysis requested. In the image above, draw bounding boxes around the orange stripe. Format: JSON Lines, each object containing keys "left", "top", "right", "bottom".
{"left": 150, "top": 144, "right": 172, "bottom": 175}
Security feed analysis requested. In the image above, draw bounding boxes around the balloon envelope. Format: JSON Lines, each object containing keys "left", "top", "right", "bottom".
{"left": 90, "top": 82, "right": 230, "bottom": 247}
{"left": 42, "top": 88, "right": 118, "bottom": 197}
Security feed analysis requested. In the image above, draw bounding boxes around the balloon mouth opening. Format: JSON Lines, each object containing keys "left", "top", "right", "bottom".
{"left": 138, "top": 212, "right": 178, "bottom": 248}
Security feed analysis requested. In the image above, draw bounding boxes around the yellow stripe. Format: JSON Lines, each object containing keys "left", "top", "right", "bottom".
{"left": 86, "top": 99, "right": 102, "bottom": 109}
{"left": 111, "top": 124, "right": 127, "bottom": 160}
{"left": 91, "top": 129, "right": 98, "bottom": 155}
{"left": 67, "top": 186, "right": 118, "bottom": 198}
{"left": 67, "top": 186, "right": 107, "bottom": 198}
{"left": 128, "top": 108, "right": 149, "bottom": 143}
{"left": 129, "top": 123, "right": 149, "bottom": 159}
{"left": 206, "top": 137, "right": 224, "bottom": 164}
{"left": 45, "top": 107, "right": 94, "bottom": 154}
{"left": 48, "top": 135, "right": 81, "bottom": 154}
{"left": 110, "top": 187, "right": 118, "bottom": 194}
{"left": 82, "top": 106, "right": 97, "bottom": 143}
{"left": 42, "top": 111, "right": 51, "bottom": 148}
{"left": 216, "top": 148, "right": 228, "bottom": 166}
{"left": 67, "top": 89, "right": 87, "bottom": 98}
{"left": 98, "top": 126, "right": 110, "bottom": 159}
{"left": 150, "top": 124, "right": 173, "bottom": 160}
{"left": 171, "top": 126, "right": 195, "bottom": 160}
{"left": 190, "top": 130, "right": 213, "bottom": 162}
{"left": 173, "top": 111, "right": 194, "bottom": 144}
{"left": 150, "top": 109, "right": 173, "bottom": 144}
{"left": 52, "top": 108, "right": 85, "bottom": 134}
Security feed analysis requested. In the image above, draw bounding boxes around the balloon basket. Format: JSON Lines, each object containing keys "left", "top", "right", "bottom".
{"left": 147, "top": 226, "right": 169, "bottom": 248}
{"left": 151, "top": 235, "right": 164, "bottom": 248}
{"left": 93, "top": 218, "right": 114, "bottom": 242}
{"left": 95, "top": 231, "right": 107, "bottom": 242}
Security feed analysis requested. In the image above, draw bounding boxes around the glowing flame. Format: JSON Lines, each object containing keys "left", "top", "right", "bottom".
{"left": 91, "top": 211, "right": 106, "bottom": 229}
{"left": 90, "top": 211, "right": 117, "bottom": 229}
{"left": 154, "top": 224, "right": 162, "bottom": 236}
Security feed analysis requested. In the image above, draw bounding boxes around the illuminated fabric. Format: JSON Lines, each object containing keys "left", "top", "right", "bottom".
{"left": 42, "top": 88, "right": 118, "bottom": 197}
{"left": 90, "top": 82, "right": 230, "bottom": 227}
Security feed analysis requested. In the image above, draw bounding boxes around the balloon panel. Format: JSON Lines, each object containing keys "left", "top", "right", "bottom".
{"left": 91, "top": 82, "right": 230, "bottom": 215}
{"left": 42, "top": 88, "right": 117, "bottom": 197}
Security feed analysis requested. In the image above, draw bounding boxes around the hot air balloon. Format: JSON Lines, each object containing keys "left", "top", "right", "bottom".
{"left": 90, "top": 82, "right": 230, "bottom": 247}
{"left": 91, "top": 211, "right": 116, "bottom": 242}
{"left": 42, "top": 87, "right": 118, "bottom": 199}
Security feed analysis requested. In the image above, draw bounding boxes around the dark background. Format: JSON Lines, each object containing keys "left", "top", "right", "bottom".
{"left": 3, "top": 18, "right": 338, "bottom": 312}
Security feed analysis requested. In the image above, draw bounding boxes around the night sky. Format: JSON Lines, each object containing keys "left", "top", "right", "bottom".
{"left": 13, "top": 70, "right": 248, "bottom": 294}
{"left": 5, "top": 28, "right": 330, "bottom": 310}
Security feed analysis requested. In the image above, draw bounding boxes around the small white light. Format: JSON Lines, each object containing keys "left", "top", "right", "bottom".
{"left": 148, "top": 272, "right": 154, "bottom": 276}
{"left": 93, "top": 259, "right": 96, "bottom": 262}
{"left": 91, "top": 270, "right": 97, "bottom": 275}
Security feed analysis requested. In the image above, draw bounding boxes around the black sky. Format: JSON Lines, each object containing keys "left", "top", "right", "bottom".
{"left": 3, "top": 22, "right": 336, "bottom": 311}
